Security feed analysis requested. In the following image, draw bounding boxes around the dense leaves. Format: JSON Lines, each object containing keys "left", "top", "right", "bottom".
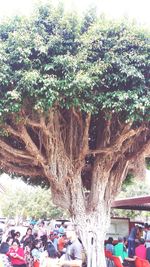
{"left": 0, "top": 4, "right": 149, "bottom": 122}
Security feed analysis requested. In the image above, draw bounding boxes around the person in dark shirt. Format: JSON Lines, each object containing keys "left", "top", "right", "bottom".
{"left": 128, "top": 225, "right": 139, "bottom": 257}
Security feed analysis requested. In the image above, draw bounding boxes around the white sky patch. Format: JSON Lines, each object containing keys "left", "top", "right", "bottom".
{"left": 0, "top": 0, "right": 149, "bottom": 26}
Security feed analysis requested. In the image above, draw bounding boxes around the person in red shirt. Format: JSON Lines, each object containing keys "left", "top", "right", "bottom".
{"left": 58, "top": 233, "right": 67, "bottom": 256}
{"left": 7, "top": 239, "right": 26, "bottom": 267}
{"left": 135, "top": 238, "right": 146, "bottom": 260}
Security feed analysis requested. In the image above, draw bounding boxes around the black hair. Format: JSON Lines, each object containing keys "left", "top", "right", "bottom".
{"left": 10, "top": 230, "right": 16, "bottom": 239}
{"left": 47, "top": 241, "right": 57, "bottom": 258}
{"left": 6, "top": 237, "right": 13, "bottom": 243}
{"left": 145, "top": 223, "right": 149, "bottom": 228}
{"left": 32, "top": 239, "right": 41, "bottom": 250}
{"left": 12, "top": 239, "right": 20, "bottom": 246}
{"left": 40, "top": 235, "right": 47, "bottom": 249}
{"left": 107, "top": 237, "right": 113, "bottom": 244}
{"left": 15, "top": 232, "right": 21, "bottom": 238}
{"left": 26, "top": 228, "right": 32, "bottom": 234}
{"left": 0, "top": 242, "right": 9, "bottom": 254}
{"left": 139, "top": 238, "right": 145, "bottom": 245}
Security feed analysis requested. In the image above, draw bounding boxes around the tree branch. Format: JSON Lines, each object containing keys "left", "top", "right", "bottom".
{"left": 3, "top": 124, "right": 21, "bottom": 138}
{"left": 127, "top": 137, "right": 150, "bottom": 160}
{"left": 20, "top": 126, "right": 47, "bottom": 165}
{"left": 0, "top": 159, "right": 44, "bottom": 177}
{"left": 89, "top": 125, "right": 147, "bottom": 156}
{"left": 0, "top": 149, "right": 38, "bottom": 166}
{"left": 72, "top": 107, "right": 83, "bottom": 128}
{"left": 0, "top": 139, "right": 34, "bottom": 160}
{"left": 75, "top": 113, "right": 91, "bottom": 168}
{"left": 89, "top": 128, "right": 136, "bottom": 155}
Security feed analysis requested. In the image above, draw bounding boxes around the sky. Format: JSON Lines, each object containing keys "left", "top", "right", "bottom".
{"left": 0, "top": 0, "right": 150, "bottom": 27}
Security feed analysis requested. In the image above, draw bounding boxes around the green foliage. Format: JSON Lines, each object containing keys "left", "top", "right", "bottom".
{"left": 0, "top": 4, "right": 149, "bottom": 122}
{"left": 121, "top": 173, "right": 134, "bottom": 191}
{"left": 0, "top": 175, "right": 66, "bottom": 219}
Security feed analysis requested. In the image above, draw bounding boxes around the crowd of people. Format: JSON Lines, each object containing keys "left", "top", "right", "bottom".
{"left": 0, "top": 221, "right": 84, "bottom": 267}
{"left": 1, "top": 220, "right": 150, "bottom": 267}
{"left": 105, "top": 223, "right": 150, "bottom": 266}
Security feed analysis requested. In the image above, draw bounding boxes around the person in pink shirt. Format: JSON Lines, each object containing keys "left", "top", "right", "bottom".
{"left": 7, "top": 239, "right": 26, "bottom": 267}
{"left": 135, "top": 238, "right": 146, "bottom": 260}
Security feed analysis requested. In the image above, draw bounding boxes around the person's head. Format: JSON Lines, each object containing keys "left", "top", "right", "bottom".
{"left": 60, "top": 233, "right": 66, "bottom": 238}
{"left": 66, "top": 224, "right": 76, "bottom": 241}
{"left": 6, "top": 237, "right": 13, "bottom": 246}
{"left": 0, "top": 242, "right": 9, "bottom": 254}
{"left": 107, "top": 237, "right": 113, "bottom": 244}
{"left": 139, "top": 238, "right": 145, "bottom": 245}
{"left": 118, "top": 237, "right": 123, "bottom": 243}
{"left": 15, "top": 232, "right": 20, "bottom": 239}
{"left": 144, "top": 223, "right": 149, "bottom": 231}
{"left": 26, "top": 227, "right": 32, "bottom": 235}
{"left": 32, "top": 239, "right": 41, "bottom": 250}
{"left": 40, "top": 221, "right": 45, "bottom": 227}
{"left": 12, "top": 239, "right": 20, "bottom": 249}
{"left": 135, "top": 224, "right": 139, "bottom": 229}
{"left": 123, "top": 237, "right": 128, "bottom": 246}
{"left": 33, "top": 233, "right": 38, "bottom": 239}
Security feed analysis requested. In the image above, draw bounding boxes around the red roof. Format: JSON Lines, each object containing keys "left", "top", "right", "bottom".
{"left": 112, "top": 196, "right": 150, "bottom": 211}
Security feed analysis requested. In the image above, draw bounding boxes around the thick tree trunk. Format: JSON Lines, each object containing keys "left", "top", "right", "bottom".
{"left": 54, "top": 171, "right": 112, "bottom": 267}
{"left": 72, "top": 201, "right": 110, "bottom": 267}
{"left": 51, "top": 161, "right": 128, "bottom": 267}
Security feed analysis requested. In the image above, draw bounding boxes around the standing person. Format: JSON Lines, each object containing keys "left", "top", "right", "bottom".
{"left": 57, "top": 224, "right": 83, "bottom": 267}
{"left": 128, "top": 225, "right": 139, "bottom": 257}
{"left": 7, "top": 239, "right": 26, "bottom": 267}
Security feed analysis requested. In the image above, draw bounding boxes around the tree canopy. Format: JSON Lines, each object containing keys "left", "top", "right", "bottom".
{"left": 0, "top": 6, "right": 149, "bottom": 118}
{"left": 0, "top": 4, "right": 149, "bottom": 266}
{"left": 0, "top": 5, "right": 149, "bottom": 184}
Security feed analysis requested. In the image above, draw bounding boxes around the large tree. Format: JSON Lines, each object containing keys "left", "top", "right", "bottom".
{"left": 0, "top": 4, "right": 150, "bottom": 266}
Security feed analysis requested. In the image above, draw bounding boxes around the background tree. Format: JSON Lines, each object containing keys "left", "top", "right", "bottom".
{"left": 0, "top": 174, "right": 65, "bottom": 220}
{"left": 0, "top": 4, "right": 149, "bottom": 266}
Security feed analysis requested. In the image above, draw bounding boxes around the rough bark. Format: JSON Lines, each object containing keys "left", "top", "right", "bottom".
{"left": 0, "top": 108, "right": 150, "bottom": 266}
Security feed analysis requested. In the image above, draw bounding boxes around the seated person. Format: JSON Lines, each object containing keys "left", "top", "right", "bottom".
{"left": 135, "top": 238, "right": 146, "bottom": 260}
{"left": 114, "top": 237, "right": 128, "bottom": 261}
{"left": 105, "top": 237, "right": 114, "bottom": 255}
